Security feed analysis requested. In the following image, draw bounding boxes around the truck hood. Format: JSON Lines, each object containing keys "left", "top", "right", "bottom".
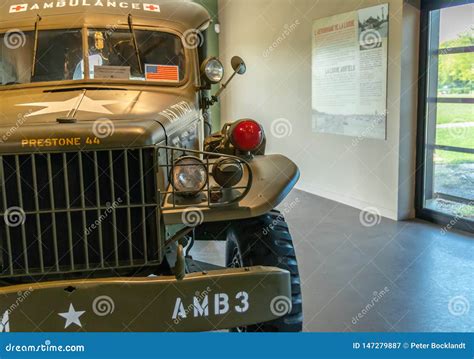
{"left": 0, "top": 88, "right": 200, "bottom": 153}
{"left": 0, "top": 88, "right": 194, "bottom": 123}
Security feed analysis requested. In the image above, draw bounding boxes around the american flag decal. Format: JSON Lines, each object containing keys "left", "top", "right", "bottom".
{"left": 145, "top": 64, "right": 180, "bottom": 82}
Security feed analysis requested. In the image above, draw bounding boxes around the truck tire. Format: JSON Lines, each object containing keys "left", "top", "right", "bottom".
{"left": 225, "top": 210, "right": 303, "bottom": 332}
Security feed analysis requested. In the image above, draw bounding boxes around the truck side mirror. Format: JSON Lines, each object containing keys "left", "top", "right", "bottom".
{"left": 213, "top": 56, "right": 247, "bottom": 98}
{"left": 231, "top": 56, "right": 246, "bottom": 75}
{"left": 201, "top": 56, "right": 247, "bottom": 110}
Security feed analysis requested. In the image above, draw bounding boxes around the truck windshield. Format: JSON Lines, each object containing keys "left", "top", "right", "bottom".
{"left": 86, "top": 29, "right": 185, "bottom": 82}
{"left": 0, "top": 28, "right": 185, "bottom": 86}
{"left": 0, "top": 29, "right": 83, "bottom": 86}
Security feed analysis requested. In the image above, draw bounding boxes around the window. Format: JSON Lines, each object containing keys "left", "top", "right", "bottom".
{"left": 86, "top": 29, "right": 185, "bottom": 82}
{"left": 417, "top": 1, "right": 473, "bottom": 232}
{"left": 0, "top": 28, "right": 185, "bottom": 86}
{"left": 0, "top": 29, "right": 83, "bottom": 86}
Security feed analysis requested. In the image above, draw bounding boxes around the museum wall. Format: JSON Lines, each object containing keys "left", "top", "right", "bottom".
{"left": 218, "top": 0, "right": 420, "bottom": 220}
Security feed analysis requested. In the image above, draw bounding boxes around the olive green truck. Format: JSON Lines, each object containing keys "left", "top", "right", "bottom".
{"left": 0, "top": 0, "right": 302, "bottom": 332}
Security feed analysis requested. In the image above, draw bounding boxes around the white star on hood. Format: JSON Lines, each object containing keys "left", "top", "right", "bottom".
{"left": 17, "top": 95, "right": 119, "bottom": 117}
{"left": 58, "top": 304, "right": 86, "bottom": 329}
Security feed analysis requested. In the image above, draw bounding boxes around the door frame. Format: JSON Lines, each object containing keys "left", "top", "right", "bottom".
{"left": 415, "top": 0, "right": 474, "bottom": 233}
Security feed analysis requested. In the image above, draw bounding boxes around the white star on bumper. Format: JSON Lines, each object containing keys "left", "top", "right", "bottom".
{"left": 58, "top": 304, "right": 86, "bottom": 329}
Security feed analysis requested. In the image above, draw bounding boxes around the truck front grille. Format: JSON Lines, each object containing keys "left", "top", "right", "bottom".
{"left": 0, "top": 148, "right": 161, "bottom": 279}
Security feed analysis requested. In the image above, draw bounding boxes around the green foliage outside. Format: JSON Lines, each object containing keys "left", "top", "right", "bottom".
{"left": 435, "top": 29, "right": 474, "bottom": 165}
{"left": 436, "top": 103, "right": 472, "bottom": 125}
{"left": 438, "top": 28, "right": 473, "bottom": 95}
{"left": 435, "top": 103, "right": 473, "bottom": 164}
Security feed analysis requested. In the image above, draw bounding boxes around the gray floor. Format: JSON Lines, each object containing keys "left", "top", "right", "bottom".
{"left": 194, "top": 189, "right": 474, "bottom": 332}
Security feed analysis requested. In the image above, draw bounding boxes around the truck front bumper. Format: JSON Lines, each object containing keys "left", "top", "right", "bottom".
{"left": 0, "top": 266, "right": 291, "bottom": 332}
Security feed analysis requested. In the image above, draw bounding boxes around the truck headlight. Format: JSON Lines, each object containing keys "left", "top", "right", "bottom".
{"left": 172, "top": 157, "right": 208, "bottom": 196}
{"left": 202, "top": 57, "right": 225, "bottom": 84}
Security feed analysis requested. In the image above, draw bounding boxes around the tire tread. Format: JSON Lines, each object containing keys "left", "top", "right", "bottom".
{"left": 225, "top": 211, "right": 303, "bottom": 332}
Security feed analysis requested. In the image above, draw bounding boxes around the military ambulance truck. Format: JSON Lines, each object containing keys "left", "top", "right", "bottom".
{"left": 0, "top": 0, "right": 302, "bottom": 332}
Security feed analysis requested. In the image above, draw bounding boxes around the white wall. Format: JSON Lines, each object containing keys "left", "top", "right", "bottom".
{"left": 218, "top": 0, "right": 420, "bottom": 220}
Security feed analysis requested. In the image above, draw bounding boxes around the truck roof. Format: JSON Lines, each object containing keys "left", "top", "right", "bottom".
{"left": 0, "top": 0, "right": 210, "bottom": 32}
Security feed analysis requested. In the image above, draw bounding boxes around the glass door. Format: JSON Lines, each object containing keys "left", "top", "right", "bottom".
{"left": 417, "top": 1, "right": 473, "bottom": 232}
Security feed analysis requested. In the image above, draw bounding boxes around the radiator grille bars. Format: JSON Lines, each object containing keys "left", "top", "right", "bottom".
{"left": 0, "top": 148, "right": 161, "bottom": 278}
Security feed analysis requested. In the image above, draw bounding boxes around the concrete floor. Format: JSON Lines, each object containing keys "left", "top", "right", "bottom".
{"left": 194, "top": 189, "right": 474, "bottom": 332}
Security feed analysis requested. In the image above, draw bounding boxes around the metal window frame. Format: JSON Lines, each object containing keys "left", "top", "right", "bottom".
{"left": 421, "top": 0, "right": 473, "bottom": 11}
{"left": 415, "top": 2, "right": 474, "bottom": 233}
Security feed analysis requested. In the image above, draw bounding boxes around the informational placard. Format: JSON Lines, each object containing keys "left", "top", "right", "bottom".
{"left": 312, "top": 4, "right": 389, "bottom": 139}
{"left": 94, "top": 66, "right": 131, "bottom": 80}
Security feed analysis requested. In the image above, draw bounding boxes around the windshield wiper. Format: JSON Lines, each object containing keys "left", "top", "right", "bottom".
{"left": 44, "top": 86, "right": 124, "bottom": 93}
{"left": 31, "top": 14, "right": 42, "bottom": 77}
{"left": 127, "top": 14, "right": 144, "bottom": 75}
